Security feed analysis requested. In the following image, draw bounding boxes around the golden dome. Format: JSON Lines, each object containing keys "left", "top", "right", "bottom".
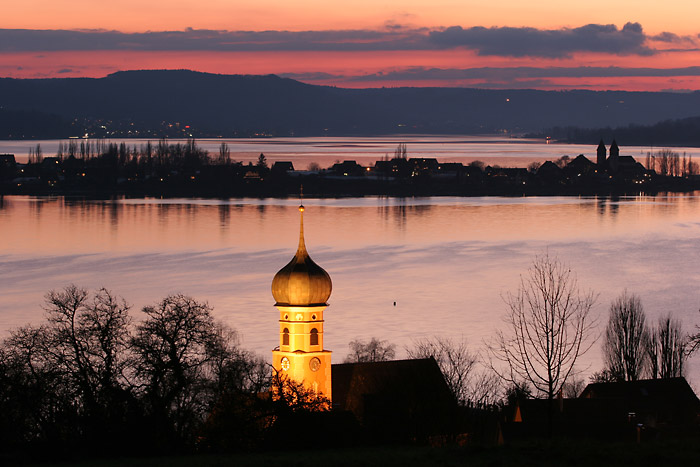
{"left": 271, "top": 205, "right": 332, "bottom": 306}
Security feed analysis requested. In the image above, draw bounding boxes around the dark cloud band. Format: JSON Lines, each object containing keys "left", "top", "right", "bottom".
{"left": 0, "top": 23, "right": 694, "bottom": 57}
{"left": 339, "top": 66, "right": 700, "bottom": 81}
{"left": 281, "top": 66, "right": 700, "bottom": 89}
{"left": 428, "top": 23, "right": 654, "bottom": 57}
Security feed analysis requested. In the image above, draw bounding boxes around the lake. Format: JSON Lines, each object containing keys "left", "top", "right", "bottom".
{"left": 1, "top": 194, "right": 700, "bottom": 388}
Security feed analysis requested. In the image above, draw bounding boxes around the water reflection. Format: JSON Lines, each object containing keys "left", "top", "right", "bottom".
{"left": 3, "top": 194, "right": 700, "bottom": 256}
{"left": 108, "top": 201, "right": 121, "bottom": 230}
{"left": 218, "top": 203, "right": 230, "bottom": 230}
{"left": 376, "top": 197, "right": 435, "bottom": 231}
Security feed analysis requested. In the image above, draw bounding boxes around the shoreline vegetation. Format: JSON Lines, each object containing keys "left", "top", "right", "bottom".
{"left": 529, "top": 115, "right": 700, "bottom": 148}
{"left": 1, "top": 139, "right": 699, "bottom": 198}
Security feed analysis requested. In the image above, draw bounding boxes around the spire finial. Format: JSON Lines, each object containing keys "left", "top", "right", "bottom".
{"left": 297, "top": 185, "right": 306, "bottom": 254}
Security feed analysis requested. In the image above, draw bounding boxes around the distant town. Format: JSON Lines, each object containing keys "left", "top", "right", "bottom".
{"left": 1, "top": 138, "right": 698, "bottom": 197}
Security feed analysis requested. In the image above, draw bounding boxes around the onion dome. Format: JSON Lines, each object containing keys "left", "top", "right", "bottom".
{"left": 271, "top": 205, "right": 332, "bottom": 306}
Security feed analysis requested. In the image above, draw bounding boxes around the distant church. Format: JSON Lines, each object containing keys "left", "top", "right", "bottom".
{"left": 597, "top": 139, "right": 617, "bottom": 167}
{"left": 270, "top": 202, "right": 333, "bottom": 399}
{"left": 596, "top": 139, "right": 645, "bottom": 177}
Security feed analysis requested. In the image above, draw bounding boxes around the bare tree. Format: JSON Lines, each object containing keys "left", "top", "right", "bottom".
{"left": 488, "top": 253, "right": 597, "bottom": 400}
{"left": 603, "top": 291, "right": 649, "bottom": 381}
{"left": 527, "top": 161, "right": 542, "bottom": 173}
{"left": 131, "top": 294, "right": 223, "bottom": 443}
{"left": 271, "top": 371, "right": 330, "bottom": 413}
{"left": 554, "top": 155, "right": 570, "bottom": 168}
{"left": 394, "top": 142, "right": 408, "bottom": 160}
{"left": 648, "top": 314, "right": 687, "bottom": 379}
{"left": 688, "top": 155, "right": 698, "bottom": 177}
{"left": 307, "top": 161, "right": 321, "bottom": 172}
{"left": 562, "top": 373, "right": 586, "bottom": 398}
{"left": 0, "top": 286, "right": 134, "bottom": 447}
{"left": 655, "top": 148, "right": 680, "bottom": 176}
{"left": 344, "top": 337, "right": 396, "bottom": 363}
{"left": 589, "top": 369, "right": 616, "bottom": 383}
{"left": 689, "top": 310, "right": 700, "bottom": 356}
{"left": 407, "top": 336, "right": 499, "bottom": 406}
{"left": 217, "top": 142, "right": 231, "bottom": 166}
{"left": 42, "top": 285, "right": 132, "bottom": 417}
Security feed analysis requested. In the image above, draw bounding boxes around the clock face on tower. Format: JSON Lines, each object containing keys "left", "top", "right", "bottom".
{"left": 281, "top": 356, "right": 290, "bottom": 371}
{"left": 309, "top": 357, "right": 321, "bottom": 372}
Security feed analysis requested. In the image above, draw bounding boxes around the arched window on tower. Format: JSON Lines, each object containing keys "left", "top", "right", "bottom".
{"left": 283, "top": 328, "right": 289, "bottom": 346}
{"left": 310, "top": 328, "right": 319, "bottom": 346}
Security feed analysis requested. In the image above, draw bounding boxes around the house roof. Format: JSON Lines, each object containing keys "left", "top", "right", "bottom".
{"left": 570, "top": 154, "right": 595, "bottom": 166}
{"left": 506, "top": 378, "right": 700, "bottom": 440}
{"left": 580, "top": 377, "right": 700, "bottom": 406}
{"left": 271, "top": 161, "right": 294, "bottom": 171}
{"left": 331, "top": 357, "right": 455, "bottom": 415}
{"left": 536, "top": 160, "right": 562, "bottom": 174}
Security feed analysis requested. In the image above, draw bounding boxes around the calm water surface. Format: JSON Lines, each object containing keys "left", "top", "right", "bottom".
{"left": 1, "top": 194, "right": 700, "bottom": 385}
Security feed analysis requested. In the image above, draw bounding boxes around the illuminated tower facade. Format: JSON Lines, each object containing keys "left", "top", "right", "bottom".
{"left": 271, "top": 204, "right": 332, "bottom": 400}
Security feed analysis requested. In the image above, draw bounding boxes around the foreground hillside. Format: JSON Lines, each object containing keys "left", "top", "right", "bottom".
{"left": 3, "top": 70, "right": 700, "bottom": 138}
{"left": 35, "top": 439, "right": 700, "bottom": 467}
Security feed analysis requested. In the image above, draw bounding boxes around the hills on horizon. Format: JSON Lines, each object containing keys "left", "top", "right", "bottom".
{"left": 3, "top": 69, "right": 700, "bottom": 142}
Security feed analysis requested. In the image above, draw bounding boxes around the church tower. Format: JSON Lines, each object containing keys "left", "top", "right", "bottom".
{"left": 271, "top": 204, "right": 333, "bottom": 400}
{"left": 596, "top": 139, "right": 606, "bottom": 167}
{"left": 608, "top": 139, "right": 620, "bottom": 173}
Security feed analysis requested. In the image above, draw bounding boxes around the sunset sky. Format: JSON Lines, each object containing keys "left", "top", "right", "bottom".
{"left": 3, "top": 0, "right": 700, "bottom": 91}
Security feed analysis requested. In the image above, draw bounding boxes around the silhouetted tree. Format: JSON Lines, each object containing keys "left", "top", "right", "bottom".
{"left": 256, "top": 153, "right": 268, "bottom": 170}
{"left": 407, "top": 336, "right": 497, "bottom": 405}
{"left": 527, "top": 161, "right": 542, "bottom": 173}
{"left": 489, "top": 253, "right": 597, "bottom": 400}
{"left": 562, "top": 370, "right": 586, "bottom": 398}
{"left": 689, "top": 310, "right": 700, "bottom": 356}
{"left": 589, "top": 369, "right": 616, "bottom": 383}
{"left": 0, "top": 325, "right": 70, "bottom": 452}
{"left": 196, "top": 326, "right": 271, "bottom": 452}
{"left": 42, "top": 286, "right": 133, "bottom": 430}
{"left": 504, "top": 381, "right": 533, "bottom": 413}
{"left": 554, "top": 155, "right": 570, "bottom": 168}
{"left": 468, "top": 160, "right": 485, "bottom": 170}
{"left": 217, "top": 142, "right": 231, "bottom": 166}
{"left": 648, "top": 314, "right": 687, "bottom": 379}
{"left": 394, "top": 142, "right": 408, "bottom": 160}
{"left": 131, "top": 294, "right": 224, "bottom": 447}
{"left": 603, "top": 291, "right": 649, "bottom": 381}
{"left": 270, "top": 371, "right": 330, "bottom": 413}
{"left": 345, "top": 337, "right": 396, "bottom": 363}
{"left": 0, "top": 285, "right": 135, "bottom": 455}
{"left": 0, "top": 286, "right": 277, "bottom": 458}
